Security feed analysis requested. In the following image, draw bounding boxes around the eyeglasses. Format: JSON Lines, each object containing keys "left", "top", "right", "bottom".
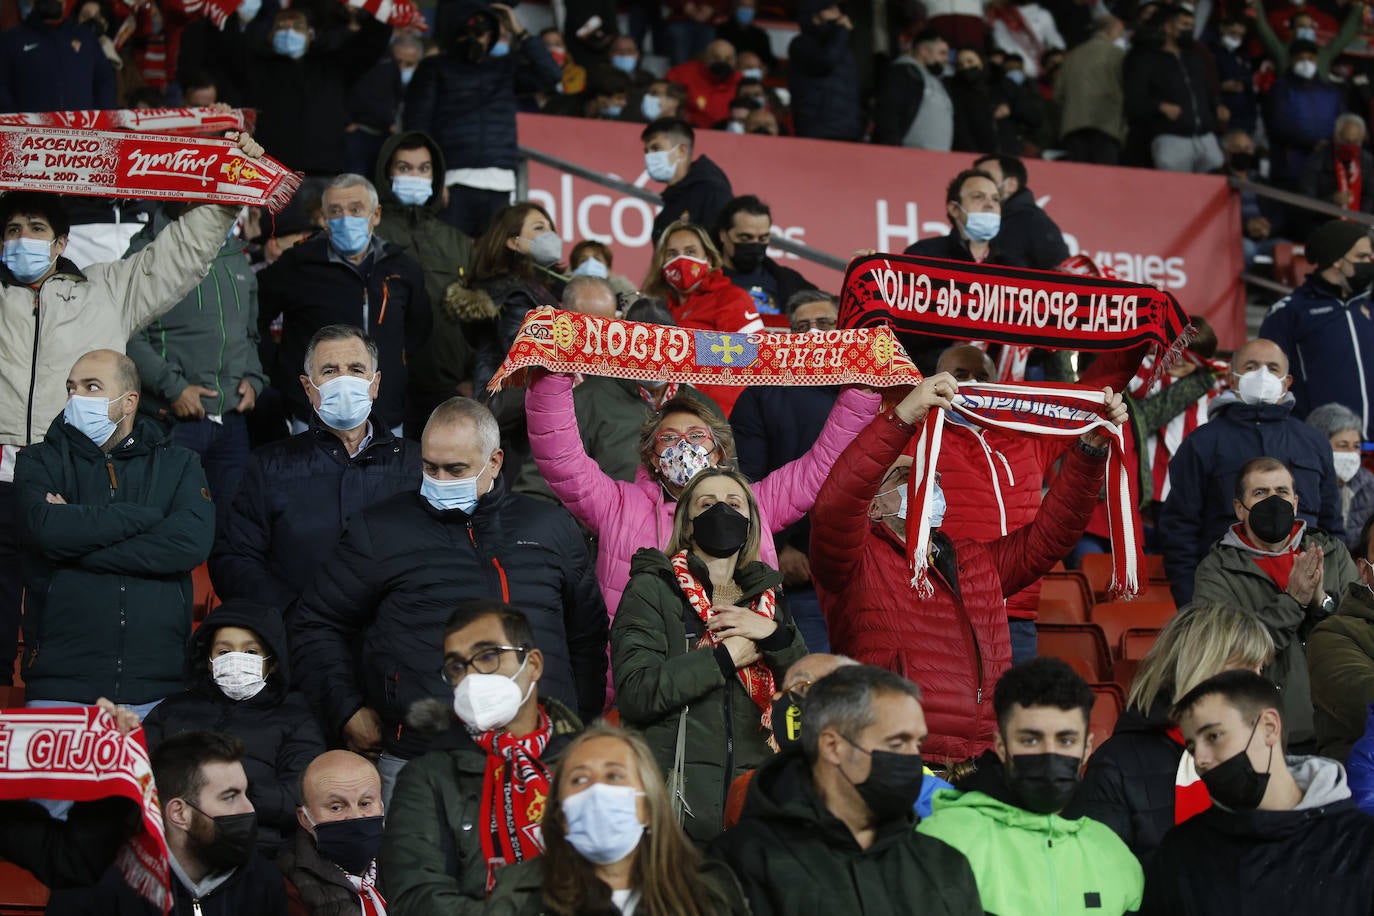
{"left": 655, "top": 428, "right": 715, "bottom": 449}
{"left": 791, "top": 317, "right": 837, "bottom": 333}
{"left": 440, "top": 645, "right": 528, "bottom": 685}
{"left": 783, "top": 678, "right": 815, "bottom": 702}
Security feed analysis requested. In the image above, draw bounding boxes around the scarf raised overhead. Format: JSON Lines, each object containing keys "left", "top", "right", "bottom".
{"left": 0, "top": 126, "right": 301, "bottom": 213}
{"left": 472, "top": 710, "right": 552, "bottom": 891}
{"left": 0, "top": 107, "right": 255, "bottom": 136}
{"left": 488, "top": 307, "right": 923, "bottom": 392}
{"left": 905, "top": 381, "right": 1143, "bottom": 599}
{"left": 0, "top": 706, "right": 171, "bottom": 913}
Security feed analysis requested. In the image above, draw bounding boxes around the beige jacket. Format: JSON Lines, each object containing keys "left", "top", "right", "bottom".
{"left": 0, "top": 203, "right": 238, "bottom": 449}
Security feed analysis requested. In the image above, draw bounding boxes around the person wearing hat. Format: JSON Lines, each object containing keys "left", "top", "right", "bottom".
{"left": 1260, "top": 219, "right": 1374, "bottom": 441}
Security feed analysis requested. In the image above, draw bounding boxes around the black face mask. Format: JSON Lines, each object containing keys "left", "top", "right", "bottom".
{"left": 708, "top": 62, "right": 735, "bottom": 81}
{"left": 730, "top": 241, "right": 767, "bottom": 273}
{"left": 926, "top": 62, "right": 946, "bottom": 77}
{"left": 1200, "top": 718, "right": 1271, "bottom": 810}
{"left": 841, "top": 736, "right": 924, "bottom": 822}
{"left": 187, "top": 806, "right": 257, "bottom": 872}
{"left": 771, "top": 696, "right": 804, "bottom": 751}
{"left": 1229, "top": 151, "right": 1257, "bottom": 172}
{"left": 1348, "top": 262, "right": 1374, "bottom": 288}
{"left": 957, "top": 67, "right": 983, "bottom": 82}
{"left": 1244, "top": 494, "right": 1296, "bottom": 544}
{"left": 313, "top": 815, "right": 385, "bottom": 875}
{"left": 1005, "top": 751, "right": 1083, "bottom": 814}
{"left": 1176, "top": 31, "right": 1195, "bottom": 49}
{"left": 691, "top": 501, "right": 751, "bottom": 559}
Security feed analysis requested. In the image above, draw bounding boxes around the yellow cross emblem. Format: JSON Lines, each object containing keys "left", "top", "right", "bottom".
{"left": 711, "top": 335, "right": 744, "bottom": 364}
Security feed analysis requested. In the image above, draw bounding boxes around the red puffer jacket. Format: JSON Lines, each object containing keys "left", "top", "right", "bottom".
{"left": 810, "top": 410, "right": 1107, "bottom": 763}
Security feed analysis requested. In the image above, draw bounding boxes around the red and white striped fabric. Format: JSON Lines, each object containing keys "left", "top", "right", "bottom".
{"left": 1127, "top": 354, "right": 1230, "bottom": 503}
{"left": 345, "top": 0, "right": 428, "bottom": 30}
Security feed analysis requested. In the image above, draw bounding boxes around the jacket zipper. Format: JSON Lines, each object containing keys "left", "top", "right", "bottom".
{"left": 466, "top": 523, "right": 510, "bottom": 601}
{"left": 722, "top": 679, "right": 735, "bottom": 819}
{"left": 25, "top": 291, "right": 41, "bottom": 445}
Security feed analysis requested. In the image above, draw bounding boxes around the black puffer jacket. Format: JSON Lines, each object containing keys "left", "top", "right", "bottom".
{"left": 289, "top": 479, "right": 608, "bottom": 758}
{"left": 654, "top": 156, "right": 734, "bottom": 244}
{"left": 402, "top": 8, "right": 562, "bottom": 172}
{"left": 1062, "top": 700, "right": 1181, "bottom": 864}
{"left": 257, "top": 234, "right": 432, "bottom": 431}
{"left": 445, "top": 274, "right": 560, "bottom": 395}
{"left": 210, "top": 421, "right": 421, "bottom": 611}
{"left": 992, "top": 187, "right": 1071, "bottom": 271}
{"left": 786, "top": 0, "right": 862, "bottom": 141}
{"left": 142, "top": 600, "right": 325, "bottom": 857}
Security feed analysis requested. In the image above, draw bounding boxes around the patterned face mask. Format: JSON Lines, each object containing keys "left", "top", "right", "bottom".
{"left": 657, "top": 440, "right": 713, "bottom": 488}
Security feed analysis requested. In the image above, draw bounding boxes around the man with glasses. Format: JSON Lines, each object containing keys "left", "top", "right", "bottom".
{"left": 714, "top": 195, "right": 817, "bottom": 329}
{"left": 382, "top": 600, "right": 583, "bottom": 912}
{"left": 733, "top": 290, "right": 846, "bottom": 653}
{"left": 289, "top": 397, "right": 607, "bottom": 804}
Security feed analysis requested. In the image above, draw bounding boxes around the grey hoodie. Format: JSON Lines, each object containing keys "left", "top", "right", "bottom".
{"left": 1290, "top": 754, "right": 1353, "bottom": 810}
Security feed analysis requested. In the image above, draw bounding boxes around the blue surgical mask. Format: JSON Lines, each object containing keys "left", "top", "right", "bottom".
{"left": 641, "top": 93, "right": 663, "bottom": 120}
{"left": 3, "top": 237, "right": 55, "bottom": 283}
{"left": 63, "top": 393, "right": 127, "bottom": 448}
{"left": 421, "top": 470, "right": 484, "bottom": 513}
{"left": 311, "top": 375, "right": 374, "bottom": 430}
{"left": 611, "top": 54, "right": 637, "bottom": 74}
{"left": 573, "top": 257, "right": 608, "bottom": 279}
{"left": 645, "top": 148, "right": 677, "bottom": 182}
{"left": 742, "top": 67, "right": 763, "bottom": 80}
{"left": 327, "top": 216, "right": 371, "bottom": 257}
{"left": 561, "top": 783, "right": 646, "bottom": 865}
{"left": 399, "top": 64, "right": 416, "bottom": 86}
{"left": 391, "top": 175, "right": 432, "bottom": 206}
{"left": 961, "top": 208, "right": 1001, "bottom": 242}
{"left": 273, "top": 28, "right": 307, "bottom": 58}
{"left": 1296, "top": 26, "right": 1317, "bottom": 41}
{"left": 735, "top": 6, "right": 755, "bottom": 25}
{"left": 1006, "top": 69, "right": 1026, "bottom": 85}
{"left": 490, "top": 39, "right": 510, "bottom": 57}
{"left": 237, "top": 0, "right": 261, "bottom": 21}
{"left": 604, "top": 103, "right": 623, "bottom": 118}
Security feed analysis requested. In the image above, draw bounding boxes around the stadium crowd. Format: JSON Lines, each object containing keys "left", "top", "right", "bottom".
{"left": 3, "top": 0, "right": 1374, "bottom": 913}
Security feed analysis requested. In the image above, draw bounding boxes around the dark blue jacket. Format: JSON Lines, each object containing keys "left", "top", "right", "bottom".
{"left": 1160, "top": 392, "right": 1345, "bottom": 605}
{"left": 1349, "top": 703, "right": 1374, "bottom": 816}
{"left": 786, "top": 2, "right": 862, "bottom": 142}
{"left": 1208, "top": 40, "right": 1258, "bottom": 134}
{"left": 209, "top": 421, "right": 421, "bottom": 611}
{"left": 403, "top": 26, "right": 561, "bottom": 171}
{"left": 288, "top": 480, "right": 608, "bottom": 757}
{"left": 1267, "top": 75, "right": 1345, "bottom": 183}
{"left": 0, "top": 19, "right": 115, "bottom": 112}
{"left": 1260, "top": 275, "right": 1374, "bottom": 441}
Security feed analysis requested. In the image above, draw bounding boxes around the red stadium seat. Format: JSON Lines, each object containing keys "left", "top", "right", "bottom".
{"left": 1145, "top": 554, "right": 1168, "bottom": 583}
{"left": 1111, "top": 658, "right": 1142, "bottom": 696}
{"left": 1039, "top": 574, "right": 1092, "bottom": 625}
{"left": 0, "top": 862, "right": 49, "bottom": 914}
{"left": 1121, "top": 627, "right": 1164, "bottom": 661}
{"left": 1038, "top": 598, "right": 1087, "bottom": 625}
{"left": 1089, "top": 683, "right": 1126, "bottom": 749}
{"left": 1038, "top": 623, "right": 1112, "bottom": 682}
{"left": 1091, "top": 602, "right": 1177, "bottom": 660}
{"left": 192, "top": 562, "right": 219, "bottom": 623}
{"left": 1079, "top": 553, "right": 1117, "bottom": 601}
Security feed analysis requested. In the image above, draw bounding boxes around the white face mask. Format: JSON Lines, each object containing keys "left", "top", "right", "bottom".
{"left": 877, "top": 483, "right": 908, "bottom": 520}
{"left": 1235, "top": 368, "right": 1285, "bottom": 405}
{"left": 451, "top": 655, "right": 533, "bottom": 732}
{"left": 1333, "top": 450, "right": 1362, "bottom": 483}
{"left": 561, "top": 783, "right": 646, "bottom": 864}
{"left": 211, "top": 652, "right": 267, "bottom": 701}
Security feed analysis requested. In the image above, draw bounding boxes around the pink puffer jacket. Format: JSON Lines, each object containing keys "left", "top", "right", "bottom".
{"left": 526, "top": 372, "right": 881, "bottom": 618}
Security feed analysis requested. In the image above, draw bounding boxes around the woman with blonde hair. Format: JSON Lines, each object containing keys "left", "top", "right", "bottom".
{"left": 1063, "top": 603, "right": 1275, "bottom": 862}
{"left": 640, "top": 221, "right": 762, "bottom": 415}
{"left": 486, "top": 722, "right": 750, "bottom": 915}
{"left": 611, "top": 467, "right": 807, "bottom": 844}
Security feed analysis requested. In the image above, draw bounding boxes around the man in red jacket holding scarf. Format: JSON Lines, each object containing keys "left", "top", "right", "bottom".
{"left": 810, "top": 372, "right": 1127, "bottom": 765}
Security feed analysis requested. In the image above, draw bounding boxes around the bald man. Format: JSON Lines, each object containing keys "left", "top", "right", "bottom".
{"left": 14, "top": 349, "right": 215, "bottom": 714}
{"left": 1161, "top": 337, "right": 1344, "bottom": 604}
{"left": 278, "top": 750, "right": 387, "bottom": 913}
{"left": 932, "top": 344, "right": 1066, "bottom": 664}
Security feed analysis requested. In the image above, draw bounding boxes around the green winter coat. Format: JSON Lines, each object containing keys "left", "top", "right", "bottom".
{"left": 1193, "top": 524, "right": 1359, "bottom": 746}
{"left": 380, "top": 698, "right": 582, "bottom": 916}
{"left": 1308, "top": 581, "right": 1374, "bottom": 762}
{"left": 484, "top": 854, "right": 750, "bottom": 916}
{"left": 125, "top": 207, "right": 267, "bottom": 418}
{"left": 709, "top": 749, "right": 982, "bottom": 916}
{"left": 373, "top": 130, "right": 475, "bottom": 424}
{"left": 612, "top": 548, "right": 807, "bottom": 844}
{"left": 15, "top": 416, "right": 214, "bottom": 704}
{"left": 918, "top": 787, "right": 1143, "bottom": 916}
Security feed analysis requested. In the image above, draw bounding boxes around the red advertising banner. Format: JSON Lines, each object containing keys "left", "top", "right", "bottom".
{"left": 517, "top": 113, "right": 1247, "bottom": 349}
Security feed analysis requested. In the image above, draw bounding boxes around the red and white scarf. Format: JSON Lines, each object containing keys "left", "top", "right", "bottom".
{"left": 906, "top": 381, "right": 1144, "bottom": 599}
{"left": 473, "top": 710, "right": 552, "bottom": 892}
{"left": 1337, "top": 146, "right": 1363, "bottom": 211}
{"left": 1168, "top": 727, "right": 1212, "bottom": 823}
{"left": 0, "top": 107, "right": 254, "bottom": 136}
{"left": 1127, "top": 353, "right": 1229, "bottom": 503}
{"left": 0, "top": 706, "right": 171, "bottom": 913}
{"left": 671, "top": 551, "right": 778, "bottom": 737}
{"left": 0, "top": 126, "right": 301, "bottom": 213}
{"left": 182, "top": 0, "right": 427, "bottom": 29}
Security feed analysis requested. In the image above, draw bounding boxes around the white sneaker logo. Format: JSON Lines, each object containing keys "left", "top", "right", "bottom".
{"left": 23, "top": 42, "right": 40, "bottom": 51}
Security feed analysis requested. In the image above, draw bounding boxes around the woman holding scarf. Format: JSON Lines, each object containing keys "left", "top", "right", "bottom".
{"left": 641, "top": 220, "right": 763, "bottom": 416}
{"left": 611, "top": 468, "right": 808, "bottom": 844}
{"left": 486, "top": 722, "right": 750, "bottom": 914}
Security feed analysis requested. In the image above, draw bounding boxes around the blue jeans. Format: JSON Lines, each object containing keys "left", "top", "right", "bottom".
{"left": 663, "top": 21, "right": 716, "bottom": 66}
{"left": 377, "top": 752, "right": 409, "bottom": 809}
{"left": 172, "top": 411, "right": 251, "bottom": 507}
{"left": 786, "top": 588, "right": 830, "bottom": 654}
{"left": 442, "top": 186, "right": 511, "bottom": 238}
{"left": 1009, "top": 619, "right": 1038, "bottom": 666}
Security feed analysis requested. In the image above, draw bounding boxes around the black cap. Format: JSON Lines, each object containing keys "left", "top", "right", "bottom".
{"left": 1305, "top": 219, "right": 1369, "bottom": 269}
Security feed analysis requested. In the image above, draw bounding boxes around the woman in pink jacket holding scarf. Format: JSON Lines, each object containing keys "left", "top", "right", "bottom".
{"left": 525, "top": 371, "right": 880, "bottom": 625}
